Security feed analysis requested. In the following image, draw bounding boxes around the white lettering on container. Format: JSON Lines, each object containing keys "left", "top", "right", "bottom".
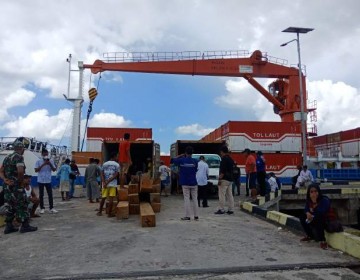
{"left": 252, "top": 133, "right": 280, "bottom": 138}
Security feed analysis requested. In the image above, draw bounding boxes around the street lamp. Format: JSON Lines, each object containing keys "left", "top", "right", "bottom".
{"left": 281, "top": 27, "right": 314, "bottom": 166}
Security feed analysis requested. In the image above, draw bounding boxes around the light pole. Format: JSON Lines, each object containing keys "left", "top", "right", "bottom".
{"left": 281, "top": 27, "right": 314, "bottom": 166}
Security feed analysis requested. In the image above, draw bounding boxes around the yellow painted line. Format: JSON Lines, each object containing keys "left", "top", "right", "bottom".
{"left": 325, "top": 231, "right": 360, "bottom": 259}
{"left": 341, "top": 188, "right": 360, "bottom": 194}
{"left": 258, "top": 196, "right": 265, "bottom": 205}
{"left": 298, "top": 188, "right": 307, "bottom": 195}
{"left": 266, "top": 211, "right": 292, "bottom": 225}
{"left": 0, "top": 215, "right": 5, "bottom": 228}
{"left": 321, "top": 182, "right": 334, "bottom": 186}
{"left": 241, "top": 202, "right": 253, "bottom": 213}
{"left": 270, "top": 192, "right": 275, "bottom": 200}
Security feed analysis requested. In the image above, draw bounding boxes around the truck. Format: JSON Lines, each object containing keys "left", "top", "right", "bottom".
{"left": 170, "top": 140, "right": 226, "bottom": 194}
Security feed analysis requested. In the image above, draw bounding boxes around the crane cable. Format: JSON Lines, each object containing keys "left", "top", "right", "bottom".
{"left": 80, "top": 73, "right": 101, "bottom": 151}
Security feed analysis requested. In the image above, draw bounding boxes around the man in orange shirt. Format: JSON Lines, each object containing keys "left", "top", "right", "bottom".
{"left": 118, "top": 133, "right": 132, "bottom": 188}
{"left": 243, "top": 148, "right": 257, "bottom": 201}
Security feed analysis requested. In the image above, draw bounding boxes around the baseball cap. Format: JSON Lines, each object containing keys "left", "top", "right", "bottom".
{"left": 13, "top": 141, "right": 25, "bottom": 149}
{"left": 242, "top": 148, "right": 251, "bottom": 154}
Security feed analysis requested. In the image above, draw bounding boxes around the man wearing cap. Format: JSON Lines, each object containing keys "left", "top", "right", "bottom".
{"left": 244, "top": 148, "right": 257, "bottom": 201}
{"left": 0, "top": 141, "right": 37, "bottom": 234}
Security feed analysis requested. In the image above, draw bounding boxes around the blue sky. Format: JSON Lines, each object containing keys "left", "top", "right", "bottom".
{"left": 0, "top": 0, "right": 360, "bottom": 154}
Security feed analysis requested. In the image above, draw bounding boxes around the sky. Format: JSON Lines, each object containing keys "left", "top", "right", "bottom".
{"left": 0, "top": 0, "right": 359, "bottom": 155}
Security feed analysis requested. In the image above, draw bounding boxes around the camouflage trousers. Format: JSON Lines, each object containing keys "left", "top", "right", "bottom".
{"left": 3, "top": 185, "right": 29, "bottom": 223}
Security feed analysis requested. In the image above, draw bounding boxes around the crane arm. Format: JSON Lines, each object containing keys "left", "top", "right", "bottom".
{"left": 83, "top": 50, "right": 298, "bottom": 78}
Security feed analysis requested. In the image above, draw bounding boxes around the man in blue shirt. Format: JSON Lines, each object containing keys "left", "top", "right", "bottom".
{"left": 171, "top": 146, "right": 198, "bottom": 221}
{"left": 256, "top": 151, "right": 266, "bottom": 196}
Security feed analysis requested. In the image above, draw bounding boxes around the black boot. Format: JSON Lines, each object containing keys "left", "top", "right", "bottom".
{"left": 19, "top": 220, "right": 38, "bottom": 233}
{"left": 4, "top": 222, "right": 19, "bottom": 234}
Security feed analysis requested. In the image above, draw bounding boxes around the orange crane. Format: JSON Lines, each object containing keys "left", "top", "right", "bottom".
{"left": 83, "top": 50, "right": 306, "bottom": 123}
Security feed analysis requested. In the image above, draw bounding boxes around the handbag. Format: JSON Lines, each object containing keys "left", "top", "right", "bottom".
{"left": 325, "top": 219, "right": 343, "bottom": 233}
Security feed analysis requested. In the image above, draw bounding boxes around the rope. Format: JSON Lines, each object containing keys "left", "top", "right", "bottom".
{"left": 80, "top": 73, "right": 102, "bottom": 151}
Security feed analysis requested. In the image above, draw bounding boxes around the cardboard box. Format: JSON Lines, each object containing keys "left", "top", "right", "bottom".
{"left": 140, "top": 202, "right": 156, "bottom": 227}
{"left": 129, "top": 204, "right": 140, "bottom": 215}
{"left": 128, "top": 183, "right": 139, "bottom": 194}
{"left": 116, "top": 201, "right": 129, "bottom": 220}
{"left": 128, "top": 193, "right": 140, "bottom": 204}
{"left": 151, "top": 202, "right": 161, "bottom": 213}
{"left": 150, "top": 193, "right": 161, "bottom": 203}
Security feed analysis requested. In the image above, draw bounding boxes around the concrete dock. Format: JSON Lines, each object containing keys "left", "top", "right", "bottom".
{"left": 1, "top": 188, "right": 360, "bottom": 279}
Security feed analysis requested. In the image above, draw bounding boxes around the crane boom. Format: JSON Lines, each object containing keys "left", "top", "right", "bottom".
{"left": 83, "top": 50, "right": 307, "bottom": 122}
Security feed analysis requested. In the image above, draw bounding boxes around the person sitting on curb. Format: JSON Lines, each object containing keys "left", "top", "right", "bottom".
{"left": 299, "top": 183, "right": 331, "bottom": 250}
{"left": 295, "top": 165, "right": 314, "bottom": 189}
{"left": 23, "top": 174, "right": 40, "bottom": 218}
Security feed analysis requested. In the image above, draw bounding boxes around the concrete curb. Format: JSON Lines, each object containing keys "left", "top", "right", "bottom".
{"left": 281, "top": 187, "right": 360, "bottom": 195}
{"left": 240, "top": 201, "right": 360, "bottom": 259}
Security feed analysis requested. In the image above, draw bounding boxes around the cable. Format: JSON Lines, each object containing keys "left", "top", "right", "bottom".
{"left": 80, "top": 73, "right": 102, "bottom": 151}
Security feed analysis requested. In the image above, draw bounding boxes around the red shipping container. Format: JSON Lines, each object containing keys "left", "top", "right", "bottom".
{"left": 231, "top": 152, "right": 302, "bottom": 178}
{"left": 160, "top": 155, "right": 171, "bottom": 166}
{"left": 87, "top": 127, "right": 152, "bottom": 141}
{"left": 340, "top": 127, "right": 360, "bottom": 142}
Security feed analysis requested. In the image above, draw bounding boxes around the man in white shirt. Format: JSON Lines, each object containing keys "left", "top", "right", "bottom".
{"left": 97, "top": 153, "right": 120, "bottom": 217}
{"left": 158, "top": 161, "right": 171, "bottom": 197}
{"left": 296, "top": 165, "right": 314, "bottom": 189}
{"left": 34, "top": 149, "right": 58, "bottom": 214}
{"left": 268, "top": 172, "right": 279, "bottom": 193}
{"left": 196, "top": 156, "right": 209, "bottom": 207}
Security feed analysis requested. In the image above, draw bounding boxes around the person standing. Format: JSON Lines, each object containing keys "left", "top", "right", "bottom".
{"left": 57, "top": 158, "right": 72, "bottom": 201}
{"left": 171, "top": 146, "right": 199, "bottom": 221}
{"left": 0, "top": 141, "right": 37, "bottom": 233}
{"left": 196, "top": 155, "right": 209, "bottom": 207}
{"left": 158, "top": 161, "right": 171, "bottom": 197}
{"left": 256, "top": 151, "right": 266, "bottom": 196}
{"left": 215, "top": 146, "right": 235, "bottom": 215}
{"left": 118, "top": 133, "right": 132, "bottom": 188}
{"left": 85, "top": 158, "right": 101, "bottom": 203}
{"left": 97, "top": 153, "right": 120, "bottom": 217}
{"left": 35, "top": 149, "right": 58, "bottom": 214}
{"left": 232, "top": 161, "right": 241, "bottom": 196}
{"left": 69, "top": 159, "right": 80, "bottom": 198}
{"left": 267, "top": 172, "right": 279, "bottom": 193}
{"left": 244, "top": 148, "right": 257, "bottom": 201}
{"left": 23, "top": 174, "right": 40, "bottom": 218}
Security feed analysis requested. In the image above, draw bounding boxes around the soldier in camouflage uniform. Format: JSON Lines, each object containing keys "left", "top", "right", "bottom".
{"left": 0, "top": 141, "right": 37, "bottom": 234}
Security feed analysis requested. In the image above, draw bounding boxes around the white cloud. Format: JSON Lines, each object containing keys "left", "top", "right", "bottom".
{"left": 215, "top": 78, "right": 279, "bottom": 121}
{"left": 1, "top": 109, "right": 72, "bottom": 141}
{"left": 0, "top": 0, "right": 360, "bottom": 152}
{"left": 88, "top": 112, "right": 132, "bottom": 127}
{"left": 4, "top": 89, "right": 36, "bottom": 109}
{"left": 307, "top": 80, "right": 360, "bottom": 135}
{"left": 175, "top": 124, "right": 214, "bottom": 137}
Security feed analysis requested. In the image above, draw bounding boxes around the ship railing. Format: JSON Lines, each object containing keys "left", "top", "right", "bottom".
{"left": 103, "top": 50, "right": 288, "bottom": 66}
{"left": 0, "top": 137, "right": 70, "bottom": 160}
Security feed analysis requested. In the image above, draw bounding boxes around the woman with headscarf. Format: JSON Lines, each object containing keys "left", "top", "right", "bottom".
{"left": 299, "top": 183, "right": 332, "bottom": 250}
